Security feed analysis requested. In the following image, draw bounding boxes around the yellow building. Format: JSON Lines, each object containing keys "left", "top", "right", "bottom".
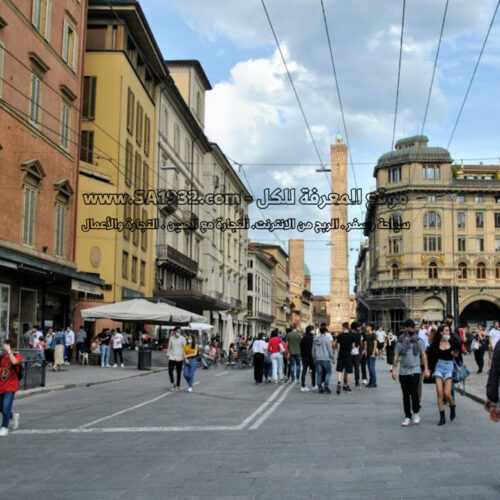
{"left": 358, "top": 136, "right": 500, "bottom": 332}
{"left": 74, "top": 2, "right": 166, "bottom": 335}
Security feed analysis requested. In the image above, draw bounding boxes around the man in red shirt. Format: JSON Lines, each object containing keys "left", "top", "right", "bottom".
{"left": 0, "top": 339, "right": 22, "bottom": 437}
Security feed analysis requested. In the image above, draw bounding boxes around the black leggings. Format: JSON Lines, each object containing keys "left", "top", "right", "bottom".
{"left": 301, "top": 357, "right": 316, "bottom": 388}
{"left": 360, "top": 356, "right": 367, "bottom": 380}
{"left": 113, "top": 348, "right": 123, "bottom": 364}
{"left": 474, "top": 347, "right": 485, "bottom": 372}
{"left": 399, "top": 373, "right": 420, "bottom": 418}
{"left": 168, "top": 360, "right": 183, "bottom": 386}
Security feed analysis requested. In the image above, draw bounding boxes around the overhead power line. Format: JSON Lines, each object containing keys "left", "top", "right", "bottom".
{"left": 420, "top": 0, "right": 449, "bottom": 136}
{"left": 392, "top": 0, "right": 407, "bottom": 150}
{"left": 319, "top": 0, "right": 359, "bottom": 191}
{"left": 447, "top": 0, "right": 500, "bottom": 149}
{"left": 259, "top": 0, "right": 330, "bottom": 188}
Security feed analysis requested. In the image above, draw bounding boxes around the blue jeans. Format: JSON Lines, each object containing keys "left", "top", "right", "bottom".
{"left": 271, "top": 352, "right": 283, "bottom": 381}
{"left": 368, "top": 356, "right": 377, "bottom": 385}
{"left": 101, "top": 344, "right": 110, "bottom": 366}
{"left": 265, "top": 357, "right": 272, "bottom": 379}
{"left": 316, "top": 360, "right": 332, "bottom": 389}
{"left": 0, "top": 391, "right": 15, "bottom": 428}
{"left": 183, "top": 358, "right": 197, "bottom": 388}
{"left": 289, "top": 354, "right": 301, "bottom": 381}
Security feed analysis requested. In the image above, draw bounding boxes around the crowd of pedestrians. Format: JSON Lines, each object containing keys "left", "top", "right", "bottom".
{"left": 245, "top": 315, "right": 500, "bottom": 428}
{"left": 2, "top": 316, "right": 499, "bottom": 439}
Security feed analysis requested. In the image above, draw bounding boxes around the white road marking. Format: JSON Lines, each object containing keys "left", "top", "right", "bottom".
{"left": 14, "top": 425, "right": 239, "bottom": 435}
{"left": 236, "top": 384, "right": 286, "bottom": 430}
{"left": 13, "top": 373, "right": 297, "bottom": 435}
{"left": 78, "top": 382, "right": 199, "bottom": 428}
{"left": 78, "top": 392, "right": 173, "bottom": 428}
{"left": 249, "top": 382, "right": 295, "bottom": 430}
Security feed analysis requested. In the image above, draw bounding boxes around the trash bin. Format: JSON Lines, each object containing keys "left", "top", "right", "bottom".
{"left": 21, "top": 360, "right": 46, "bottom": 390}
{"left": 138, "top": 344, "right": 152, "bottom": 370}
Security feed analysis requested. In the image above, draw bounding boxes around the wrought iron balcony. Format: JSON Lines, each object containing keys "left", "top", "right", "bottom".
{"left": 156, "top": 244, "right": 198, "bottom": 276}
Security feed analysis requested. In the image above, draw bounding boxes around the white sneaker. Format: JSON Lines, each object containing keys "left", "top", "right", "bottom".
{"left": 362, "top": 379, "right": 368, "bottom": 386}
{"left": 401, "top": 418, "right": 413, "bottom": 427}
{"left": 120, "top": 363, "right": 124, "bottom": 368}
{"left": 9, "top": 413, "right": 19, "bottom": 430}
{"left": 412, "top": 413, "right": 421, "bottom": 425}
{"left": 106, "top": 364, "right": 111, "bottom": 368}
{"left": 171, "top": 384, "right": 176, "bottom": 391}
{"left": 300, "top": 387, "right": 310, "bottom": 392}
{"left": 0, "top": 427, "right": 9, "bottom": 437}
{"left": 112, "top": 364, "right": 118, "bottom": 368}
{"left": 101, "top": 364, "right": 105, "bottom": 368}
{"left": 187, "top": 387, "right": 192, "bottom": 393}
{"left": 312, "top": 385, "right": 318, "bottom": 392}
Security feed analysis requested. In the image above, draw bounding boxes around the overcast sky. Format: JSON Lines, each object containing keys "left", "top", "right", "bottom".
{"left": 141, "top": 0, "right": 500, "bottom": 294}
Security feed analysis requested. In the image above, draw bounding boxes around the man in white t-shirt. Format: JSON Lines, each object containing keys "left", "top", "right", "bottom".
{"left": 489, "top": 321, "right": 500, "bottom": 350}
{"left": 418, "top": 323, "right": 430, "bottom": 349}
{"left": 65, "top": 326, "right": 75, "bottom": 365}
{"left": 30, "top": 326, "right": 43, "bottom": 349}
{"left": 376, "top": 326, "right": 386, "bottom": 359}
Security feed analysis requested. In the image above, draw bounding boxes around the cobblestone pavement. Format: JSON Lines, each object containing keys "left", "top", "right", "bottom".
{"left": 17, "top": 350, "right": 168, "bottom": 398}
{"left": 2, "top": 360, "right": 500, "bottom": 500}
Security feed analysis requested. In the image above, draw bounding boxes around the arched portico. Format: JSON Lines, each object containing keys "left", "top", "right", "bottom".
{"left": 459, "top": 295, "right": 500, "bottom": 326}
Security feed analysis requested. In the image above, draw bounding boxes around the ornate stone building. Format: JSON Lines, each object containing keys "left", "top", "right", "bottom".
{"left": 357, "top": 135, "right": 500, "bottom": 332}
{"left": 250, "top": 243, "right": 290, "bottom": 331}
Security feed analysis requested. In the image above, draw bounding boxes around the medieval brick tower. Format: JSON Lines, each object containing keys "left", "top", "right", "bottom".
{"left": 329, "top": 134, "right": 350, "bottom": 332}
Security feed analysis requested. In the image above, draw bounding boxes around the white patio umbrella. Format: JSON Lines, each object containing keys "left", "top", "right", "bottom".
{"left": 80, "top": 298, "right": 206, "bottom": 324}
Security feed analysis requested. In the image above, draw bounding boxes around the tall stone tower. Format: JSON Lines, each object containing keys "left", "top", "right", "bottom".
{"left": 329, "top": 134, "right": 350, "bottom": 332}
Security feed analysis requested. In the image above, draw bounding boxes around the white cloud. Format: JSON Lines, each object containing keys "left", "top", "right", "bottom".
{"left": 160, "top": 0, "right": 500, "bottom": 293}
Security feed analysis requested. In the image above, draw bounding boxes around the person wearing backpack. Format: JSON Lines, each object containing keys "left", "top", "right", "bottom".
{"left": 0, "top": 339, "right": 22, "bottom": 437}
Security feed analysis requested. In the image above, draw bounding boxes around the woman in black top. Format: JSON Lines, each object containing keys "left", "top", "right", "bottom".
{"left": 427, "top": 324, "right": 462, "bottom": 425}
{"left": 472, "top": 324, "right": 487, "bottom": 374}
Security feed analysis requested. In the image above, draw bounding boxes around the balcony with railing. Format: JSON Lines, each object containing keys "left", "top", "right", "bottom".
{"left": 230, "top": 297, "right": 242, "bottom": 309}
{"left": 247, "top": 310, "right": 274, "bottom": 322}
{"left": 156, "top": 244, "right": 198, "bottom": 276}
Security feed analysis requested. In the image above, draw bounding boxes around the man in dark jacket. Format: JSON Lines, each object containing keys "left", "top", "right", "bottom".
{"left": 300, "top": 325, "right": 316, "bottom": 392}
{"left": 485, "top": 340, "right": 500, "bottom": 422}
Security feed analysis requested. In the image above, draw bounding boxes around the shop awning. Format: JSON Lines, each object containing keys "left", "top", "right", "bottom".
{"left": 0, "top": 247, "right": 104, "bottom": 287}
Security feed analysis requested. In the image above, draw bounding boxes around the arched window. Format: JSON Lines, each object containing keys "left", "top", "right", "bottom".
{"left": 391, "top": 264, "right": 399, "bottom": 280}
{"left": 423, "top": 211, "right": 441, "bottom": 228}
{"left": 428, "top": 262, "right": 438, "bottom": 279}
{"left": 458, "top": 262, "right": 467, "bottom": 280}
{"left": 477, "top": 262, "right": 486, "bottom": 280}
{"left": 496, "top": 262, "right": 500, "bottom": 280}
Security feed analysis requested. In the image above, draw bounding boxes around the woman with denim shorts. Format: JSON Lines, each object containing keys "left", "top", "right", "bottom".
{"left": 427, "top": 324, "right": 462, "bottom": 425}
